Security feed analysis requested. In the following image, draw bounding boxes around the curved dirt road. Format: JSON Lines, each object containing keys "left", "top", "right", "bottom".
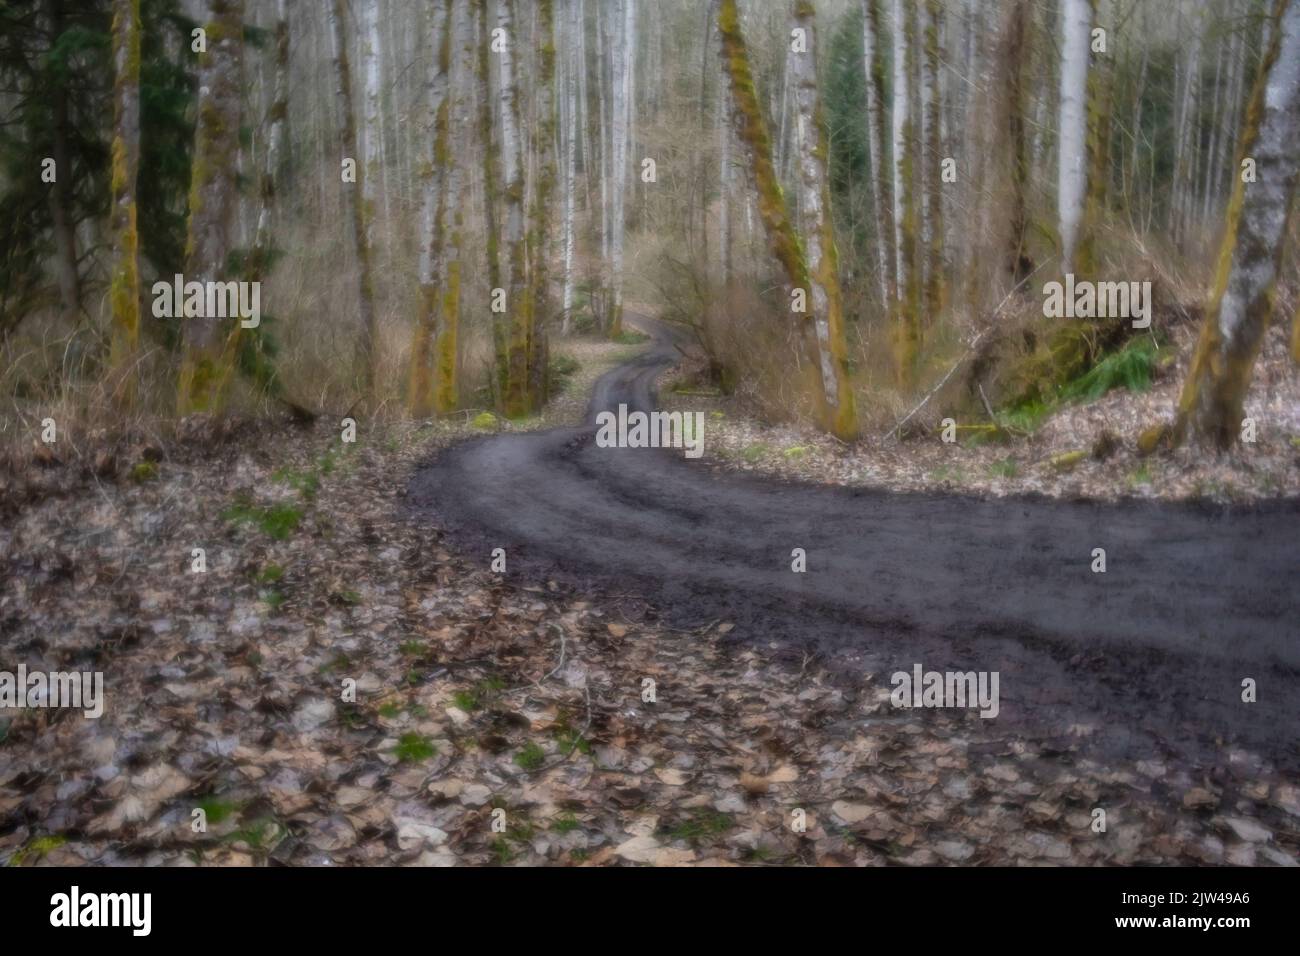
{"left": 411, "top": 316, "right": 1300, "bottom": 770}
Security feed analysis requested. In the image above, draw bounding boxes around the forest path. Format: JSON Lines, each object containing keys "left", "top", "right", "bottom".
{"left": 411, "top": 314, "right": 1300, "bottom": 771}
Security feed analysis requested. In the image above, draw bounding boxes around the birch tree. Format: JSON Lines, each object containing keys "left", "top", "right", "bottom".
{"left": 1172, "top": 0, "right": 1300, "bottom": 450}
{"left": 107, "top": 0, "right": 141, "bottom": 407}
{"left": 498, "top": 0, "right": 534, "bottom": 417}
{"left": 1057, "top": 0, "right": 1090, "bottom": 275}
{"left": 891, "top": 0, "right": 920, "bottom": 384}
{"left": 607, "top": 0, "right": 632, "bottom": 337}
{"left": 329, "top": 0, "right": 377, "bottom": 398}
{"left": 861, "top": 0, "right": 893, "bottom": 309}
{"left": 921, "top": 0, "right": 944, "bottom": 320}
{"left": 562, "top": 0, "right": 580, "bottom": 330}
{"left": 361, "top": 0, "right": 384, "bottom": 239}
{"left": 178, "top": 0, "right": 246, "bottom": 415}
{"left": 788, "top": 0, "right": 859, "bottom": 439}
{"left": 475, "top": 0, "right": 506, "bottom": 397}
{"left": 435, "top": 0, "right": 474, "bottom": 415}
{"left": 407, "top": 0, "right": 450, "bottom": 417}
{"left": 715, "top": 0, "right": 857, "bottom": 440}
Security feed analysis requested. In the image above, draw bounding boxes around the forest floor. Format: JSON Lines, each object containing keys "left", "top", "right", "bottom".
{"left": 4, "top": 328, "right": 1299, "bottom": 867}
{"left": 661, "top": 320, "right": 1300, "bottom": 502}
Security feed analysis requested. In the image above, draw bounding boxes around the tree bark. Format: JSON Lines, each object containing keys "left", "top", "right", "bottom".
{"left": 107, "top": 0, "right": 141, "bottom": 406}
{"left": 788, "top": 0, "right": 859, "bottom": 439}
{"left": 1175, "top": 0, "right": 1300, "bottom": 449}
{"left": 329, "top": 0, "right": 378, "bottom": 401}
{"left": 178, "top": 0, "right": 246, "bottom": 415}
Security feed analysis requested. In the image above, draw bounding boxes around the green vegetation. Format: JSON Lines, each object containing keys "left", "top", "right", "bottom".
{"left": 393, "top": 733, "right": 436, "bottom": 763}
{"left": 222, "top": 497, "right": 303, "bottom": 540}
{"left": 514, "top": 741, "right": 546, "bottom": 771}
{"left": 665, "top": 810, "right": 734, "bottom": 844}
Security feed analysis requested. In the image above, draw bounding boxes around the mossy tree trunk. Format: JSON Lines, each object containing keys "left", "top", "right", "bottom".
{"left": 607, "top": 0, "right": 632, "bottom": 339}
{"left": 1175, "top": 0, "right": 1300, "bottom": 450}
{"left": 527, "top": 0, "right": 557, "bottom": 409}
{"left": 177, "top": 0, "right": 245, "bottom": 416}
{"left": 435, "top": 0, "right": 473, "bottom": 416}
{"left": 788, "top": 1, "right": 859, "bottom": 440}
{"left": 45, "top": 0, "right": 82, "bottom": 329}
{"left": 474, "top": 0, "right": 507, "bottom": 404}
{"left": 1004, "top": 0, "right": 1033, "bottom": 285}
{"left": 921, "top": 0, "right": 944, "bottom": 324}
{"left": 715, "top": 0, "right": 857, "bottom": 440}
{"left": 329, "top": 0, "right": 377, "bottom": 404}
{"left": 407, "top": 0, "right": 451, "bottom": 418}
{"left": 498, "top": 0, "right": 533, "bottom": 418}
{"left": 107, "top": 0, "right": 141, "bottom": 408}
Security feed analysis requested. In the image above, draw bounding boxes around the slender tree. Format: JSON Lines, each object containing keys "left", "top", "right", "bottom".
{"left": 715, "top": 0, "right": 857, "bottom": 440}
{"left": 861, "top": 0, "right": 893, "bottom": 309}
{"left": 329, "top": 0, "right": 377, "bottom": 399}
{"left": 177, "top": 0, "right": 246, "bottom": 415}
{"left": 788, "top": 0, "right": 859, "bottom": 439}
{"left": 407, "top": 0, "right": 451, "bottom": 417}
{"left": 1171, "top": 0, "right": 1300, "bottom": 449}
{"left": 1057, "top": 0, "right": 1090, "bottom": 275}
{"left": 107, "top": 0, "right": 142, "bottom": 407}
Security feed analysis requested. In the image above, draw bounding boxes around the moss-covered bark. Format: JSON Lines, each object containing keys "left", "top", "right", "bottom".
{"left": 1173, "top": 0, "right": 1300, "bottom": 450}
{"left": 407, "top": 0, "right": 452, "bottom": 418}
{"left": 474, "top": 0, "right": 507, "bottom": 404}
{"left": 922, "top": 0, "right": 945, "bottom": 323}
{"left": 526, "top": 0, "right": 557, "bottom": 411}
{"left": 789, "top": 1, "right": 858, "bottom": 440}
{"left": 717, "top": 0, "right": 855, "bottom": 439}
{"left": 329, "top": 0, "right": 377, "bottom": 404}
{"left": 107, "top": 0, "right": 141, "bottom": 408}
{"left": 498, "top": 0, "right": 532, "bottom": 418}
{"left": 177, "top": 0, "right": 245, "bottom": 416}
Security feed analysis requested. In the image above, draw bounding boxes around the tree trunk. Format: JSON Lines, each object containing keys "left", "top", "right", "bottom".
{"left": 891, "top": 0, "right": 920, "bottom": 385}
{"left": 562, "top": 0, "right": 579, "bottom": 332}
{"left": 407, "top": 0, "right": 451, "bottom": 417}
{"left": 1057, "top": 0, "right": 1090, "bottom": 274}
{"left": 607, "top": 0, "right": 631, "bottom": 338}
{"left": 788, "top": 0, "right": 859, "bottom": 440}
{"left": 861, "top": 0, "right": 893, "bottom": 308}
{"left": 178, "top": 0, "right": 246, "bottom": 415}
{"left": 921, "top": 0, "right": 944, "bottom": 320}
{"left": 435, "top": 0, "right": 473, "bottom": 415}
{"left": 107, "top": 0, "right": 141, "bottom": 406}
{"left": 362, "top": 0, "right": 385, "bottom": 236}
{"left": 715, "top": 0, "right": 856, "bottom": 440}
{"left": 1004, "top": 0, "right": 1033, "bottom": 284}
{"left": 1175, "top": 0, "right": 1300, "bottom": 450}
{"left": 474, "top": 0, "right": 506, "bottom": 402}
{"left": 498, "top": 0, "right": 532, "bottom": 417}
{"left": 45, "top": 0, "right": 81, "bottom": 326}
{"left": 329, "top": 0, "right": 378, "bottom": 401}
{"left": 528, "top": 0, "right": 558, "bottom": 406}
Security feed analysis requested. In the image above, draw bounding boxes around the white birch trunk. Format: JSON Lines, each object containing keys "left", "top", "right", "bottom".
{"left": 1057, "top": 0, "right": 1090, "bottom": 273}
{"left": 562, "top": 0, "right": 579, "bottom": 328}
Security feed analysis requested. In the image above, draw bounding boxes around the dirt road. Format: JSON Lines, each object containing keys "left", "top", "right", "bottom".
{"left": 411, "top": 317, "right": 1300, "bottom": 771}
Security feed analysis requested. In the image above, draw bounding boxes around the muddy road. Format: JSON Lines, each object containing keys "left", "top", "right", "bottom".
{"left": 411, "top": 317, "right": 1300, "bottom": 771}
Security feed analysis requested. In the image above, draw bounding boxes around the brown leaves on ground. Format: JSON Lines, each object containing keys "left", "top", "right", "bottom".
{"left": 1, "top": 383, "right": 1297, "bottom": 866}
